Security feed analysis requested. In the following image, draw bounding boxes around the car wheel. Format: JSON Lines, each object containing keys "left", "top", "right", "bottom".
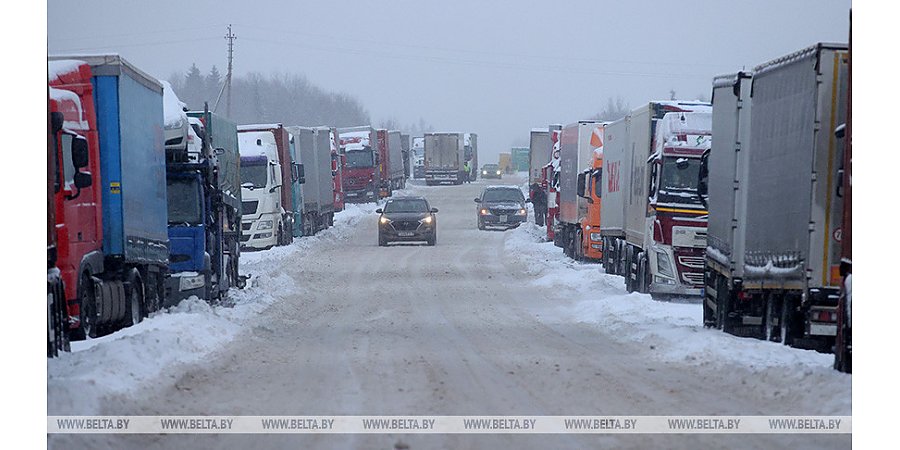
{"left": 477, "top": 218, "right": 485, "bottom": 230}
{"left": 378, "top": 232, "right": 387, "bottom": 247}
{"left": 427, "top": 231, "right": 436, "bottom": 246}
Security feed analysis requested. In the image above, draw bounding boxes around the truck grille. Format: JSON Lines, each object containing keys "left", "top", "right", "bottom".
{"left": 242, "top": 222, "right": 253, "bottom": 231}
{"left": 242, "top": 201, "right": 259, "bottom": 215}
{"left": 392, "top": 221, "right": 420, "bottom": 231}
{"left": 682, "top": 272, "right": 704, "bottom": 286}
{"left": 678, "top": 255, "right": 706, "bottom": 269}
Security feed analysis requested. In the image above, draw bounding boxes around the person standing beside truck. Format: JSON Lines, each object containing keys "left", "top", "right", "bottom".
{"left": 463, "top": 160, "right": 471, "bottom": 183}
{"left": 530, "top": 182, "right": 547, "bottom": 226}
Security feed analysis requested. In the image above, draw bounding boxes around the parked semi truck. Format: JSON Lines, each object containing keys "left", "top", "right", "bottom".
{"left": 411, "top": 136, "right": 425, "bottom": 179}
{"left": 385, "top": 129, "right": 406, "bottom": 193}
{"left": 186, "top": 106, "right": 245, "bottom": 295}
{"left": 465, "top": 133, "right": 479, "bottom": 181}
{"left": 601, "top": 101, "right": 712, "bottom": 297}
{"left": 546, "top": 126, "right": 562, "bottom": 243}
{"left": 48, "top": 89, "right": 70, "bottom": 356}
{"left": 511, "top": 147, "right": 530, "bottom": 172}
{"left": 424, "top": 132, "right": 466, "bottom": 185}
{"left": 557, "top": 120, "right": 606, "bottom": 262}
{"left": 401, "top": 133, "right": 411, "bottom": 180}
{"left": 834, "top": 24, "right": 852, "bottom": 373}
{"left": 48, "top": 55, "right": 168, "bottom": 339}
{"left": 238, "top": 124, "right": 299, "bottom": 249}
{"left": 287, "top": 126, "right": 335, "bottom": 235}
{"left": 339, "top": 126, "right": 379, "bottom": 203}
{"left": 702, "top": 43, "right": 849, "bottom": 352}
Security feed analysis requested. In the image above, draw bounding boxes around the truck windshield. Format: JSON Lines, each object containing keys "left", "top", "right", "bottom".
{"left": 483, "top": 189, "right": 524, "bottom": 203}
{"left": 659, "top": 156, "right": 702, "bottom": 205}
{"left": 384, "top": 199, "right": 429, "bottom": 213}
{"left": 240, "top": 160, "right": 269, "bottom": 188}
{"left": 167, "top": 178, "right": 202, "bottom": 225}
{"left": 345, "top": 149, "right": 374, "bottom": 168}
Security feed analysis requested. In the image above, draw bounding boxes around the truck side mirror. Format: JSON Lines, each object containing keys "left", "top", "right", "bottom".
{"left": 73, "top": 171, "right": 92, "bottom": 189}
{"left": 698, "top": 148, "right": 710, "bottom": 208}
{"left": 576, "top": 172, "right": 587, "bottom": 199}
{"left": 72, "top": 136, "right": 89, "bottom": 168}
{"left": 50, "top": 111, "right": 64, "bottom": 135}
{"left": 297, "top": 163, "right": 305, "bottom": 184}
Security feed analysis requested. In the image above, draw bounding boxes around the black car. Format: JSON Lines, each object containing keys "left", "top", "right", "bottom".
{"left": 481, "top": 163, "right": 502, "bottom": 179}
{"left": 376, "top": 196, "right": 438, "bottom": 246}
{"left": 475, "top": 186, "right": 529, "bottom": 230}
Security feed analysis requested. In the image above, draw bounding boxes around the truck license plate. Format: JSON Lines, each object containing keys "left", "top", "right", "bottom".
{"left": 499, "top": 215, "right": 507, "bottom": 222}
{"left": 398, "top": 232, "right": 414, "bottom": 237}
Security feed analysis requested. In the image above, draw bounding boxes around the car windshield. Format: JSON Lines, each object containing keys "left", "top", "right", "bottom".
{"left": 482, "top": 189, "right": 523, "bottom": 203}
{"left": 483, "top": 165, "right": 498, "bottom": 170}
{"left": 384, "top": 198, "right": 429, "bottom": 213}
{"left": 166, "top": 178, "right": 202, "bottom": 225}
{"left": 240, "top": 160, "right": 268, "bottom": 188}
{"left": 345, "top": 149, "right": 374, "bottom": 168}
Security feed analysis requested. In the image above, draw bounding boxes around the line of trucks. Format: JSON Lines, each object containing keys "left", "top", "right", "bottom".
{"left": 528, "top": 41, "right": 851, "bottom": 372}
{"left": 47, "top": 54, "right": 410, "bottom": 357}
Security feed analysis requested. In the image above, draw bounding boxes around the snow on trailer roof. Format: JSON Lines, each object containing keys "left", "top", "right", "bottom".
{"left": 712, "top": 71, "right": 753, "bottom": 89}
{"left": 47, "top": 59, "right": 85, "bottom": 82}
{"left": 48, "top": 54, "right": 163, "bottom": 93}
{"left": 237, "top": 123, "right": 283, "bottom": 131}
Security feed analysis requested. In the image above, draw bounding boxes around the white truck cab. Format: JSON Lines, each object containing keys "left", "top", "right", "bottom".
{"left": 238, "top": 131, "right": 284, "bottom": 250}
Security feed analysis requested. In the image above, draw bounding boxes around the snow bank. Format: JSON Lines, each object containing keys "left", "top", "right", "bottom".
{"left": 47, "top": 203, "right": 373, "bottom": 415}
{"left": 503, "top": 224, "right": 851, "bottom": 414}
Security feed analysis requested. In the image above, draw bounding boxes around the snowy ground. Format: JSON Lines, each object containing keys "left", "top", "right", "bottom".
{"left": 505, "top": 222, "right": 851, "bottom": 416}
{"left": 47, "top": 202, "right": 380, "bottom": 415}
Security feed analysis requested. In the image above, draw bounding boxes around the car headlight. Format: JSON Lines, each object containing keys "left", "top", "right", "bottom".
{"left": 257, "top": 220, "right": 274, "bottom": 231}
{"left": 496, "top": 170, "right": 501, "bottom": 175}
{"left": 480, "top": 208, "right": 490, "bottom": 216}
{"left": 516, "top": 209, "right": 526, "bottom": 215}
{"left": 482, "top": 171, "right": 487, "bottom": 175}
{"left": 590, "top": 232, "right": 602, "bottom": 242}
{"left": 420, "top": 215, "right": 433, "bottom": 224}
{"left": 655, "top": 250, "right": 676, "bottom": 278}
{"left": 380, "top": 216, "right": 391, "bottom": 224}
{"left": 179, "top": 274, "right": 205, "bottom": 291}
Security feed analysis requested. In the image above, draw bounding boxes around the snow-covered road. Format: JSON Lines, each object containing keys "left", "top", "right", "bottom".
{"left": 48, "top": 175, "right": 851, "bottom": 449}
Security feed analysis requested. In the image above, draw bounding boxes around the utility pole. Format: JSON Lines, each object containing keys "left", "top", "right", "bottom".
{"left": 214, "top": 24, "right": 236, "bottom": 117}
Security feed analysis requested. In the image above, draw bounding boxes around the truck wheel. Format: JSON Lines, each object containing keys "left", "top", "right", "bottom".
{"left": 718, "top": 278, "right": 733, "bottom": 333}
{"left": 638, "top": 255, "right": 650, "bottom": 294}
{"left": 624, "top": 248, "right": 634, "bottom": 293}
{"left": 126, "top": 271, "right": 144, "bottom": 327}
{"left": 574, "top": 229, "right": 584, "bottom": 262}
{"left": 72, "top": 271, "right": 96, "bottom": 341}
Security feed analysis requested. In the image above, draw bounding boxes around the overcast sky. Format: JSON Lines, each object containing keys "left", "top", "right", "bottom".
{"left": 48, "top": 0, "right": 851, "bottom": 164}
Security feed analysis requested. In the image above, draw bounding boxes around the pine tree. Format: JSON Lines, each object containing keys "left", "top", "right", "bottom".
{"left": 205, "top": 65, "right": 222, "bottom": 108}
{"left": 183, "top": 63, "right": 204, "bottom": 110}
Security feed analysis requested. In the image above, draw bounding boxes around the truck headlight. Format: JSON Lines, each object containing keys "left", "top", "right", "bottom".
{"left": 590, "top": 232, "right": 602, "bottom": 242}
{"left": 179, "top": 274, "right": 205, "bottom": 291}
{"left": 655, "top": 250, "right": 675, "bottom": 278}
{"left": 257, "top": 220, "right": 274, "bottom": 231}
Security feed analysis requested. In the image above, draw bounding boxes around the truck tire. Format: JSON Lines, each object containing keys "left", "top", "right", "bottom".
{"left": 718, "top": 278, "right": 733, "bottom": 333}
{"left": 624, "top": 248, "right": 634, "bottom": 293}
{"left": 126, "top": 270, "right": 144, "bottom": 327}
{"left": 638, "top": 254, "right": 650, "bottom": 294}
{"left": 71, "top": 271, "right": 96, "bottom": 341}
{"left": 574, "top": 229, "right": 584, "bottom": 262}
{"left": 48, "top": 278, "right": 69, "bottom": 357}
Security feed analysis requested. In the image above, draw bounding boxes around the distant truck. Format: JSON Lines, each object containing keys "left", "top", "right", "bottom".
{"left": 424, "top": 132, "right": 466, "bottom": 185}
{"left": 48, "top": 55, "right": 169, "bottom": 339}
{"left": 546, "top": 127, "right": 562, "bottom": 243}
{"left": 385, "top": 129, "right": 407, "bottom": 193}
{"left": 339, "top": 126, "right": 379, "bottom": 203}
{"left": 529, "top": 128, "right": 551, "bottom": 185}
{"left": 464, "top": 133, "right": 479, "bottom": 181}
{"left": 498, "top": 152, "right": 512, "bottom": 174}
{"left": 557, "top": 120, "right": 606, "bottom": 262}
{"left": 411, "top": 137, "right": 425, "bottom": 179}
{"left": 401, "top": 133, "right": 411, "bottom": 180}
{"left": 701, "top": 44, "right": 849, "bottom": 352}
{"left": 601, "top": 101, "right": 712, "bottom": 297}
{"left": 287, "top": 126, "right": 335, "bottom": 235}
{"left": 330, "top": 127, "right": 346, "bottom": 212}
{"left": 238, "top": 124, "right": 300, "bottom": 249}
{"left": 511, "top": 147, "right": 530, "bottom": 172}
